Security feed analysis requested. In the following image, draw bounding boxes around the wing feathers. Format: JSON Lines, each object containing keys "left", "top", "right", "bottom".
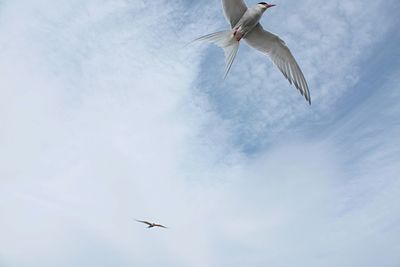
{"left": 154, "top": 224, "right": 168, "bottom": 229}
{"left": 221, "top": 0, "right": 248, "bottom": 28}
{"left": 245, "top": 24, "right": 311, "bottom": 104}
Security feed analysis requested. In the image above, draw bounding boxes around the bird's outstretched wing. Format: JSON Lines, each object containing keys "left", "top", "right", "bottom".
{"left": 136, "top": 220, "right": 152, "bottom": 226}
{"left": 245, "top": 24, "right": 311, "bottom": 104}
{"left": 154, "top": 224, "right": 168, "bottom": 229}
{"left": 221, "top": 0, "right": 248, "bottom": 28}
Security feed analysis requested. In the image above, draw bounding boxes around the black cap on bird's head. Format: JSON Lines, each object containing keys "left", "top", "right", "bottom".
{"left": 258, "top": 2, "right": 276, "bottom": 9}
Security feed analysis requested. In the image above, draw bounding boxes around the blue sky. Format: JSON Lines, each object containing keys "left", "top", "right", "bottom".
{"left": 0, "top": 0, "right": 399, "bottom": 266}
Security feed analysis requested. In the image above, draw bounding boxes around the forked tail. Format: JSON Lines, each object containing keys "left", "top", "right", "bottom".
{"left": 194, "top": 31, "right": 239, "bottom": 79}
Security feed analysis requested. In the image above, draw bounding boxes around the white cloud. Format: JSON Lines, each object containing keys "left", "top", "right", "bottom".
{"left": 0, "top": 0, "right": 399, "bottom": 266}
{"left": 0, "top": 0, "right": 212, "bottom": 266}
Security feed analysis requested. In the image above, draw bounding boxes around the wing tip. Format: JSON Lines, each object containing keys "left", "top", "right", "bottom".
{"left": 305, "top": 91, "right": 311, "bottom": 105}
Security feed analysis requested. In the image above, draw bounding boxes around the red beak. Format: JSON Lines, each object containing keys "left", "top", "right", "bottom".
{"left": 266, "top": 4, "right": 276, "bottom": 8}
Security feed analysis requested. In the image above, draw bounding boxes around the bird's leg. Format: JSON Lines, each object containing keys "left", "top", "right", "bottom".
{"left": 233, "top": 27, "right": 238, "bottom": 37}
{"left": 232, "top": 27, "right": 243, "bottom": 42}
{"left": 235, "top": 33, "right": 243, "bottom": 41}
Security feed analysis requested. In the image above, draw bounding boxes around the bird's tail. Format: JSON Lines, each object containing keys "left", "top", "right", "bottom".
{"left": 193, "top": 30, "right": 239, "bottom": 79}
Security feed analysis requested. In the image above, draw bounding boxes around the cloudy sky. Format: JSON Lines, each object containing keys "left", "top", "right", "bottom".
{"left": 1, "top": 0, "right": 399, "bottom": 266}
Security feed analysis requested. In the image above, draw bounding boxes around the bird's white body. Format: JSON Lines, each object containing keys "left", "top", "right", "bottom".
{"left": 232, "top": 5, "right": 265, "bottom": 40}
{"left": 196, "top": 1, "right": 311, "bottom": 104}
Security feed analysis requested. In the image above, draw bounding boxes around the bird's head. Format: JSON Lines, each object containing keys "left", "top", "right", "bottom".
{"left": 258, "top": 2, "right": 276, "bottom": 10}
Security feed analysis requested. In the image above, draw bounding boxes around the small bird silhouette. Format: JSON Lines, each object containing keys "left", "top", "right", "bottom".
{"left": 136, "top": 220, "right": 168, "bottom": 229}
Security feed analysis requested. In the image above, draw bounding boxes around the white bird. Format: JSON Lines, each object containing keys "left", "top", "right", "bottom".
{"left": 135, "top": 219, "right": 168, "bottom": 229}
{"left": 196, "top": 1, "right": 311, "bottom": 104}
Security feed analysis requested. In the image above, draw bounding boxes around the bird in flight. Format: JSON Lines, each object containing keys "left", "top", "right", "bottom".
{"left": 135, "top": 220, "right": 168, "bottom": 229}
{"left": 196, "top": 1, "right": 311, "bottom": 104}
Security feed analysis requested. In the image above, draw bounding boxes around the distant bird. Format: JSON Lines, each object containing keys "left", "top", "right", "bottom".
{"left": 196, "top": 1, "right": 311, "bottom": 104}
{"left": 136, "top": 220, "right": 168, "bottom": 229}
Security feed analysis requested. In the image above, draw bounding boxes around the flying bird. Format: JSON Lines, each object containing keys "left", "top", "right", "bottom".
{"left": 196, "top": 1, "right": 311, "bottom": 104}
{"left": 135, "top": 220, "right": 168, "bottom": 229}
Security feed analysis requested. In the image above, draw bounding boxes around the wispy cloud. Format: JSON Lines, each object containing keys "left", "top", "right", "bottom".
{"left": 192, "top": 0, "right": 398, "bottom": 152}
{"left": 0, "top": 0, "right": 399, "bottom": 266}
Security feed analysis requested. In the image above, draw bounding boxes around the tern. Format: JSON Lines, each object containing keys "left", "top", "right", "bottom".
{"left": 196, "top": 1, "right": 311, "bottom": 104}
{"left": 136, "top": 220, "right": 168, "bottom": 229}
